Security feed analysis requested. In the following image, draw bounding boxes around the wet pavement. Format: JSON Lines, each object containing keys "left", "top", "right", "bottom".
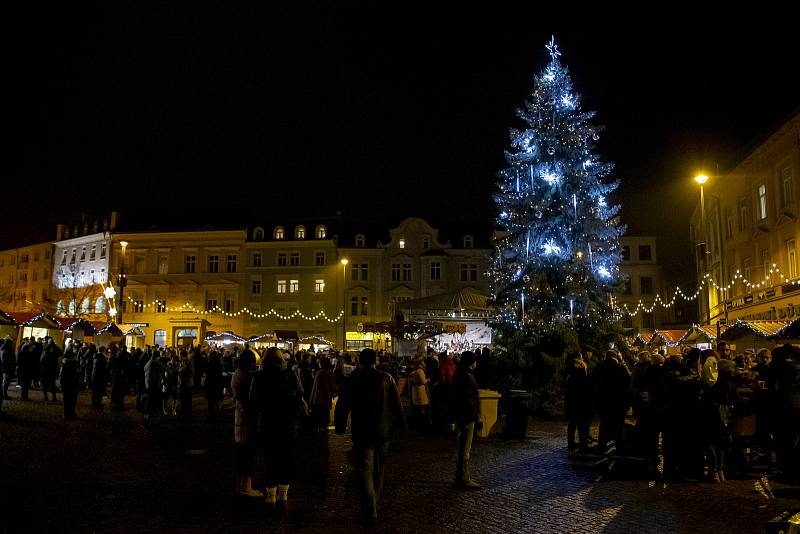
{"left": 1, "top": 387, "right": 798, "bottom": 533}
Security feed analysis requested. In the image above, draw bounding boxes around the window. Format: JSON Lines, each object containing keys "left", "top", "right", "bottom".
{"left": 207, "top": 297, "right": 217, "bottom": 311}
{"left": 61, "top": 250, "right": 67, "bottom": 265}
{"left": 464, "top": 235, "right": 473, "bottom": 248}
{"left": 295, "top": 226, "right": 306, "bottom": 239}
{"left": 208, "top": 255, "right": 219, "bottom": 273}
{"left": 430, "top": 262, "right": 441, "bottom": 280}
{"left": 315, "top": 225, "right": 327, "bottom": 239}
{"left": 158, "top": 254, "right": 169, "bottom": 274}
{"left": 277, "top": 252, "right": 288, "bottom": 266}
{"left": 253, "top": 227, "right": 265, "bottom": 241}
{"left": 154, "top": 330, "right": 166, "bottom": 348}
{"left": 70, "top": 249, "right": 76, "bottom": 264}
{"left": 32, "top": 270, "right": 38, "bottom": 282}
{"left": 621, "top": 246, "right": 630, "bottom": 261}
{"left": 274, "top": 227, "right": 285, "bottom": 240}
{"left": 100, "top": 243, "right": 107, "bottom": 259}
{"left": 252, "top": 253, "right": 262, "bottom": 267}
{"left": 743, "top": 258, "right": 752, "bottom": 285}
{"left": 725, "top": 208, "right": 733, "bottom": 239}
{"left": 252, "top": 280, "right": 262, "bottom": 295}
{"left": 290, "top": 252, "right": 300, "bottom": 266}
{"left": 156, "top": 300, "right": 167, "bottom": 313}
{"left": 315, "top": 279, "right": 325, "bottom": 293}
{"left": 642, "top": 312, "right": 655, "bottom": 329}
{"left": 640, "top": 276, "right": 654, "bottom": 295}
{"left": 758, "top": 184, "right": 767, "bottom": 220}
{"left": 402, "top": 263, "right": 412, "bottom": 281}
{"left": 352, "top": 263, "right": 369, "bottom": 281}
{"left": 80, "top": 247, "right": 86, "bottom": 261}
{"left": 227, "top": 254, "right": 237, "bottom": 273}
{"left": 399, "top": 238, "right": 406, "bottom": 249}
{"left": 351, "top": 296, "right": 368, "bottom": 316}
{"left": 90, "top": 245, "right": 96, "bottom": 261}
{"left": 788, "top": 239, "right": 797, "bottom": 279}
{"left": 133, "top": 299, "right": 144, "bottom": 313}
{"left": 81, "top": 298, "right": 91, "bottom": 313}
{"left": 622, "top": 276, "right": 632, "bottom": 294}
{"left": 56, "top": 300, "right": 65, "bottom": 315}
{"left": 391, "top": 263, "right": 401, "bottom": 281}
{"left": 315, "top": 252, "right": 325, "bottom": 266}
{"left": 783, "top": 165, "right": 794, "bottom": 206}
{"left": 423, "top": 237, "right": 430, "bottom": 249}
{"left": 224, "top": 297, "right": 234, "bottom": 313}
{"left": 739, "top": 198, "right": 748, "bottom": 231}
{"left": 638, "top": 245, "right": 652, "bottom": 261}
{"left": 185, "top": 255, "right": 196, "bottom": 273}
{"left": 460, "top": 263, "right": 478, "bottom": 282}
{"left": 277, "top": 280, "right": 287, "bottom": 294}
{"left": 95, "top": 297, "right": 106, "bottom": 313}
{"left": 762, "top": 249, "right": 770, "bottom": 280}
{"left": 289, "top": 280, "right": 299, "bottom": 293}
{"left": 355, "top": 234, "right": 366, "bottom": 247}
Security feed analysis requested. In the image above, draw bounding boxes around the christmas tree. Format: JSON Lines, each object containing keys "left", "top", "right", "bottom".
{"left": 490, "top": 36, "right": 624, "bottom": 330}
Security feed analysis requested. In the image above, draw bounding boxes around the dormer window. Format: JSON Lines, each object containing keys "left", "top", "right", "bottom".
{"left": 315, "top": 225, "right": 327, "bottom": 239}
{"left": 295, "top": 226, "right": 306, "bottom": 239}
{"left": 274, "top": 226, "right": 285, "bottom": 240}
{"left": 399, "top": 238, "right": 406, "bottom": 249}
{"left": 253, "top": 227, "right": 265, "bottom": 241}
{"left": 464, "top": 235, "right": 474, "bottom": 249}
{"left": 355, "top": 234, "right": 366, "bottom": 248}
{"left": 423, "top": 237, "right": 430, "bottom": 249}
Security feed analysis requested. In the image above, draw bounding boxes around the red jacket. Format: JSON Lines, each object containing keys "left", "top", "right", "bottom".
{"left": 439, "top": 358, "right": 457, "bottom": 388}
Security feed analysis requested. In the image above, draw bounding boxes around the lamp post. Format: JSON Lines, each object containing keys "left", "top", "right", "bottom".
{"left": 118, "top": 241, "right": 128, "bottom": 324}
{"left": 340, "top": 258, "right": 348, "bottom": 351}
{"left": 694, "top": 175, "right": 710, "bottom": 325}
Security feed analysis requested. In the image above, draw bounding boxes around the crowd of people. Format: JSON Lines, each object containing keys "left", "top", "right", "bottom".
{"left": 564, "top": 342, "right": 800, "bottom": 484}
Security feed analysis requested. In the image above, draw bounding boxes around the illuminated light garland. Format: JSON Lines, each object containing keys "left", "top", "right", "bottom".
{"left": 124, "top": 296, "right": 344, "bottom": 322}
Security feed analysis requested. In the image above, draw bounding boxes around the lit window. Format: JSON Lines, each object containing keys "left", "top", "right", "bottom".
{"left": 253, "top": 227, "right": 265, "bottom": 240}
{"left": 289, "top": 279, "right": 299, "bottom": 293}
{"left": 758, "top": 184, "right": 767, "bottom": 220}
{"left": 783, "top": 166, "right": 794, "bottom": 206}
{"left": 274, "top": 227, "right": 285, "bottom": 240}
{"left": 788, "top": 239, "right": 797, "bottom": 279}
{"left": 295, "top": 226, "right": 306, "bottom": 239}
{"left": 399, "top": 238, "right": 405, "bottom": 249}
{"left": 277, "top": 280, "right": 287, "bottom": 294}
{"left": 315, "top": 225, "right": 327, "bottom": 239}
{"left": 315, "top": 279, "right": 325, "bottom": 293}
{"left": 355, "top": 234, "right": 365, "bottom": 247}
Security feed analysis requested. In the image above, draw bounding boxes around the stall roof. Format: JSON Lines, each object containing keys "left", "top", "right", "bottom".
{"left": 96, "top": 322, "right": 124, "bottom": 336}
{"left": 274, "top": 330, "right": 299, "bottom": 341}
{"left": 55, "top": 317, "right": 97, "bottom": 335}
{"left": 0, "top": 309, "right": 18, "bottom": 326}
{"left": 720, "top": 319, "right": 789, "bottom": 341}
{"left": 648, "top": 330, "right": 686, "bottom": 346}
{"left": 125, "top": 326, "right": 146, "bottom": 336}
{"left": 205, "top": 331, "right": 246, "bottom": 342}
{"left": 776, "top": 318, "right": 800, "bottom": 339}
{"left": 6, "top": 312, "right": 64, "bottom": 330}
{"left": 397, "top": 288, "right": 490, "bottom": 313}
{"left": 248, "top": 333, "right": 276, "bottom": 343}
{"left": 680, "top": 324, "right": 726, "bottom": 344}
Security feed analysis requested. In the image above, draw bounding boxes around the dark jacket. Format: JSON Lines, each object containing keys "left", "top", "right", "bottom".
{"left": 335, "top": 365, "right": 406, "bottom": 446}
{"left": 592, "top": 356, "right": 631, "bottom": 415}
{"left": 60, "top": 357, "right": 80, "bottom": 391}
{"left": 0, "top": 340, "right": 15, "bottom": 375}
{"left": 452, "top": 367, "right": 481, "bottom": 426}
{"left": 250, "top": 355, "right": 305, "bottom": 441}
{"left": 564, "top": 360, "right": 592, "bottom": 419}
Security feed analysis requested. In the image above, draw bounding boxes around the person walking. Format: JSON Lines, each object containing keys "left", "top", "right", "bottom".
{"left": 40, "top": 338, "right": 62, "bottom": 402}
{"left": 592, "top": 349, "right": 631, "bottom": 454}
{"left": 60, "top": 351, "right": 80, "bottom": 420}
{"left": 564, "top": 351, "right": 592, "bottom": 452}
{"left": 452, "top": 350, "right": 482, "bottom": 489}
{"left": 334, "top": 348, "right": 406, "bottom": 523}
{"left": 232, "top": 347, "right": 262, "bottom": 497}
{"left": 91, "top": 349, "right": 108, "bottom": 409}
{"left": 410, "top": 358, "right": 431, "bottom": 432}
{"left": 310, "top": 357, "right": 336, "bottom": 432}
{"left": 16, "top": 339, "right": 34, "bottom": 401}
{"left": 250, "top": 347, "right": 306, "bottom": 508}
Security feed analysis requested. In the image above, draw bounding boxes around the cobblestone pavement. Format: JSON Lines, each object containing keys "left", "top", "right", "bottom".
{"left": 1, "top": 387, "right": 798, "bottom": 533}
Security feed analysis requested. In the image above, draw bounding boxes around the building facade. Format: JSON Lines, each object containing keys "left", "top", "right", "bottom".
{"left": 0, "top": 242, "right": 55, "bottom": 312}
{"left": 691, "top": 110, "right": 800, "bottom": 326}
{"left": 615, "top": 236, "right": 665, "bottom": 331}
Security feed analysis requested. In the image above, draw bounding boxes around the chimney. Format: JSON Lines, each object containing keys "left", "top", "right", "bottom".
{"left": 83, "top": 222, "right": 89, "bottom": 235}
{"left": 92, "top": 221, "right": 98, "bottom": 233}
{"left": 110, "top": 211, "right": 119, "bottom": 231}
{"left": 64, "top": 227, "right": 70, "bottom": 239}
{"left": 56, "top": 224, "right": 66, "bottom": 241}
{"left": 103, "top": 219, "right": 109, "bottom": 232}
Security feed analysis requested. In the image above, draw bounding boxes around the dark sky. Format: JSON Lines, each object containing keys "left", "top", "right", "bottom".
{"left": 6, "top": 8, "right": 799, "bottom": 285}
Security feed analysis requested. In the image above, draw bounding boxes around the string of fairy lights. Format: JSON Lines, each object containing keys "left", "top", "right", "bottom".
{"left": 617, "top": 263, "right": 795, "bottom": 317}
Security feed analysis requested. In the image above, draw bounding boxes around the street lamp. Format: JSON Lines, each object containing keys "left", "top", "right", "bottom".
{"left": 340, "top": 258, "right": 348, "bottom": 351}
{"left": 694, "top": 175, "right": 710, "bottom": 324}
{"left": 118, "top": 241, "right": 128, "bottom": 324}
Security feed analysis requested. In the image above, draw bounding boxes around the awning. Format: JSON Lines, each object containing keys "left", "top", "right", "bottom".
{"left": 125, "top": 326, "right": 146, "bottom": 337}
{"left": 720, "top": 319, "right": 789, "bottom": 341}
{"left": 680, "top": 324, "right": 725, "bottom": 344}
{"left": 397, "top": 287, "right": 490, "bottom": 313}
{"left": 248, "top": 333, "right": 276, "bottom": 343}
{"left": 299, "top": 336, "right": 333, "bottom": 346}
{"left": 776, "top": 318, "right": 800, "bottom": 339}
{"left": 205, "top": 331, "right": 246, "bottom": 343}
{"left": 647, "top": 330, "right": 686, "bottom": 346}
{"left": 0, "top": 309, "right": 18, "bottom": 326}
{"left": 56, "top": 317, "right": 97, "bottom": 335}
{"left": 274, "top": 330, "right": 299, "bottom": 341}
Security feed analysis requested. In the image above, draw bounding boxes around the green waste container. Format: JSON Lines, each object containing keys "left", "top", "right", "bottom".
{"left": 505, "top": 389, "right": 532, "bottom": 439}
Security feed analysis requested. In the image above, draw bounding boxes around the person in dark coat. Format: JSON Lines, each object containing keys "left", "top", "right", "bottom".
{"left": 40, "top": 338, "right": 62, "bottom": 402}
{"left": 91, "top": 349, "right": 108, "bottom": 408}
{"left": 452, "top": 350, "right": 482, "bottom": 489}
{"left": 250, "top": 347, "right": 306, "bottom": 507}
{"left": 770, "top": 344, "right": 800, "bottom": 481}
{"left": 16, "top": 339, "right": 33, "bottom": 401}
{"left": 592, "top": 349, "right": 631, "bottom": 454}
{"left": 205, "top": 350, "right": 223, "bottom": 421}
{"left": 29, "top": 339, "right": 43, "bottom": 389}
{"left": 565, "top": 351, "right": 592, "bottom": 452}
{"left": 335, "top": 348, "right": 406, "bottom": 522}
{"left": 1, "top": 338, "right": 16, "bottom": 400}
{"left": 178, "top": 351, "right": 194, "bottom": 419}
{"left": 108, "top": 346, "right": 127, "bottom": 410}
{"left": 60, "top": 351, "right": 80, "bottom": 419}
{"left": 310, "top": 357, "right": 336, "bottom": 431}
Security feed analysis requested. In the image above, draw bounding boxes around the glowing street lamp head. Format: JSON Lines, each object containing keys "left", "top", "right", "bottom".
{"left": 103, "top": 286, "right": 116, "bottom": 300}
{"left": 340, "top": 258, "right": 349, "bottom": 265}
{"left": 694, "top": 174, "right": 709, "bottom": 185}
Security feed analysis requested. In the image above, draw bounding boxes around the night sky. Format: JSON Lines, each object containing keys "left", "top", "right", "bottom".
{"left": 6, "top": 8, "right": 799, "bottom": 286}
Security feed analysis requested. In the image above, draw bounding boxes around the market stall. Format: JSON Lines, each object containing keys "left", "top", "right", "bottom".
{"left": 205, "top": 330, "right": 247, "bottom": 348}
{"left": 680, "top": 324, "right": 726, "bottom": 350}
{"left": 7, "top": 312, "right": 65, "bottom": 347}
{"left": 298, "top": 335, "right": 334, "bottom": 352}
{"left": 93, "top": 322, "right": 124, "bottom": 349}
{"left": 124, "top": 326, "right": 146, "bottom": 349}
{"left": 0, "top": 309, "right": 19, "bottom": 342}
{"left": 720, "top": 319, "right": 789, "bottom": 352}
{"left": 647, "top": 329, "right": 686, "bottom": 355}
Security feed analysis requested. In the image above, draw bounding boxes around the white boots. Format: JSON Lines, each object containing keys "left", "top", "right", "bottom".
{"left": 237, "top": 476, "right": 263, "bottom": 497}
{"left": 265, "top": 485, "right": 289, "bottom": 507}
